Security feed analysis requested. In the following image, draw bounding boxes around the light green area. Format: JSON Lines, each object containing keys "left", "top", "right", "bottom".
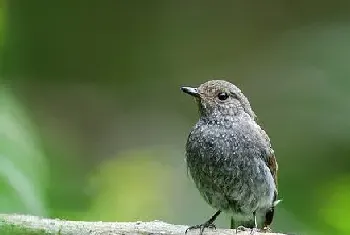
{"left": 317, "top": 176, "right": 350, "bottom": 234}
{"left": 85, "top": 149, "right": 175, "bottom": 221}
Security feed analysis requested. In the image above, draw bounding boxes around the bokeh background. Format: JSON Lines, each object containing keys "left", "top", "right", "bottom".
{"left": 1, "top": 1, "right": 350, "bottom": 235}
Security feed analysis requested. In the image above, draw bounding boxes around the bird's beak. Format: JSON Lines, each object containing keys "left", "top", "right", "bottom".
{"left": 181, "top": 86, "right": 200, "bottom": 98}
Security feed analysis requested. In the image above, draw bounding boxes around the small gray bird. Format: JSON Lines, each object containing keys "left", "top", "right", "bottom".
{"left": 181, "top": 80, "right": 279, "bottom": 234}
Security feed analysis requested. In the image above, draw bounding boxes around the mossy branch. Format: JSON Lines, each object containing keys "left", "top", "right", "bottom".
{"left": 0, "top": 214, "right": 287, "bottom": 235}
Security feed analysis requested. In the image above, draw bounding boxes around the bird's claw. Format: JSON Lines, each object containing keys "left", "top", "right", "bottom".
{"left": 185, "top": 222, "right": 216, "bottom": 235}
{"left": 261, "top": 226, "right": 271, "bottom": 233}
{"left": 249, "top": 228, "right": 259, "bottom": 235}
{"left": 235, "top": 226, "right": 259, "bottom": 234}
{"left": 235, "top": 226, "right": 249, "bottom": 232}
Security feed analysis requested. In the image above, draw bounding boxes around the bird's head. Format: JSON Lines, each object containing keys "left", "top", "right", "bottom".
{"left": 181, "top": 80, "right": 256, "bottom": 120}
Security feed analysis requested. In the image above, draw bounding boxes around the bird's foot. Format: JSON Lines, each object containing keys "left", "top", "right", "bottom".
{"left": 234, "top": 226, "right": 259, "bottom": 234}
{"left": 186, "top": 210, "right": 221, "bottom": 235}
{"left": 261, "top": 226, "right": 272, "bottom": 233}
{"left": 235, "top": 226, "right": 249, "bottom": 233}
{"left": 249, "top": 228, "right": 259, "bottom": 235}
{"left": 185, "top": 222, "right": 216, "bottom": 235}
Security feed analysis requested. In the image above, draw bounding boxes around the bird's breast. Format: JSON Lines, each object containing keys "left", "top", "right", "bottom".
{"left": 185, "top": 120, "right": 275, "bottom": 213}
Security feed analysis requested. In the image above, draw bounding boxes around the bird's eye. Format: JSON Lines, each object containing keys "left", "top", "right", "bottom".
{"left": 217, "top": 92, "right": 229, "bottom": 100}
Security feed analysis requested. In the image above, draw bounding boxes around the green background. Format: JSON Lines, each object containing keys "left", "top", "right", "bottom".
{"left": 1, "top": 1, "right": 350, "bottom": 235}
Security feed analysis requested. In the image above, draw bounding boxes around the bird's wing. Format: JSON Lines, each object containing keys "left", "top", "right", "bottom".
{"left": 264, "top": 152, "right": 279, "bottom": 228}
{"left": 266, "top": 153, "right": 278, "bottom": 191}
{"left": 258, "top": 127, "right": 280, "bottom": 229}
{"left": 259, "top": 128, "right": 278, "bottom": 192}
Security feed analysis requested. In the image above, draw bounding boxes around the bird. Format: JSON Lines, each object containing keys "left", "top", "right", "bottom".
{"left": 181, "top": 80, "right": 279, "bottom": 234}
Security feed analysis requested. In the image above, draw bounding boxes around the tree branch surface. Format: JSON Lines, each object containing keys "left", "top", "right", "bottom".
{"left": 0, "top": 214, "right": 287, "bottom": 235}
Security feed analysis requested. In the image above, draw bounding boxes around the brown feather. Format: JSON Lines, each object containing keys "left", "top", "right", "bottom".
{"left": 264, "top": 153, "right": 278, "bottom": 228}
{"left": 267, "top": 154, "right": 278, "bottom": 191}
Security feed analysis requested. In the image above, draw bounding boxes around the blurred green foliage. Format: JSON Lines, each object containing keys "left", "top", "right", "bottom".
{"left": 318, "top": 176, "right": 350, "bottom": 234}
{"left": 0, "top": 89, "right": 48, "bottom": 216}
{"left": 1, "top": 1, "right": 350, "bottom": 235}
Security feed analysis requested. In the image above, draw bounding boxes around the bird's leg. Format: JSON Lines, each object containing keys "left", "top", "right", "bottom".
{"left": 185, "top": 210, "right": 221, "bottom": 235}
{"left": 249, "top": 212, "right": 258, "bottom": 235}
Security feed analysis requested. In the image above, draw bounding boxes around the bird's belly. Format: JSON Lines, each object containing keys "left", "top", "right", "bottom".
{"left": 188, "top": 156, "right": 275, "bottom": 215}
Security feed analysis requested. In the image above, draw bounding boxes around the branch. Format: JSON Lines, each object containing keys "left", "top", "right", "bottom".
{"left": 0, "top": 214, "right": 287, "bottom": 235}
